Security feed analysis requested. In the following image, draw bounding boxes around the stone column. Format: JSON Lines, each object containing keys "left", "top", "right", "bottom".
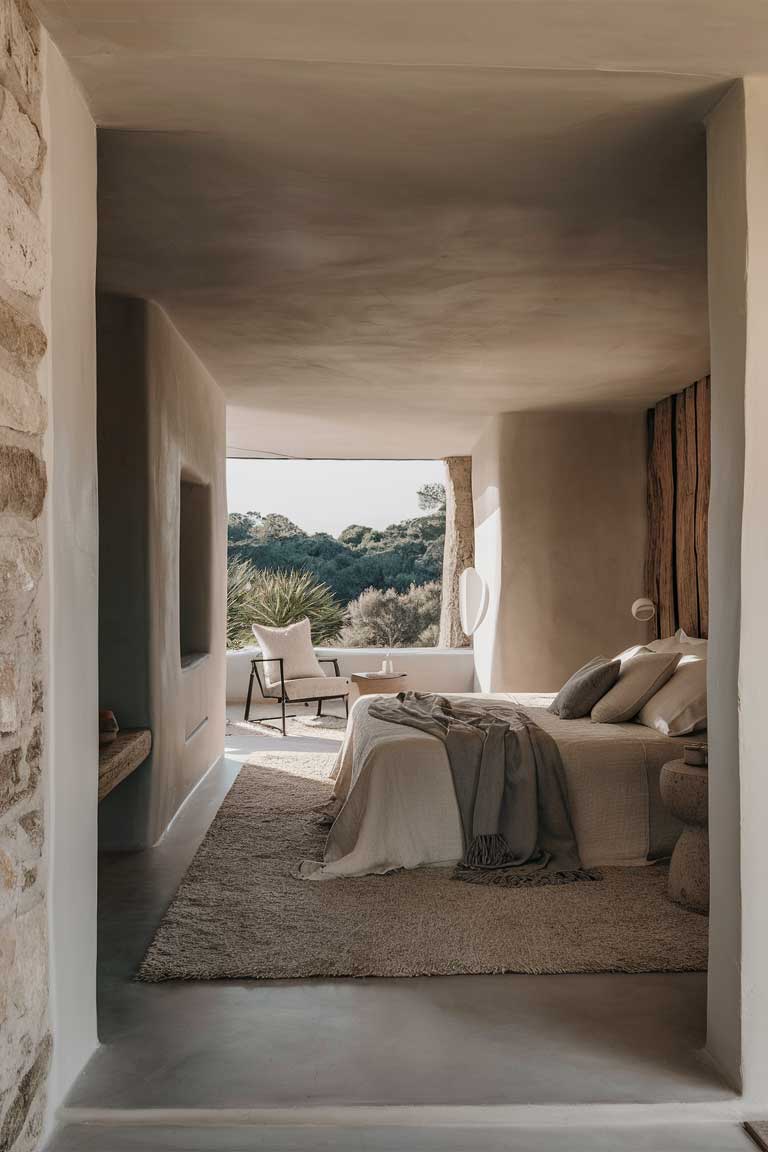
{"left": 438, "top": 457, "right": 474, "bottom": 648}
{"left": 0, "top": 3, "right": 51, "bottom": 1150}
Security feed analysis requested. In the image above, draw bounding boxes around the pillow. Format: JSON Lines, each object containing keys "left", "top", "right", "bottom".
{"left": 636, "top": 655, "right": 707, "bottom": 736}
{"left": 251, "top": 618, "right": 324, "bottom": 686}
{"left": 648, "top": 629, "right": 708, "bottom": 659}
{"left": 591, "top": 650, "right": 681, "bottom": 724}
{"left": 614, "top": 643, "right": 652, "bottom": 664}
{"left": 550, "top": 656, "right": 621, "bottom": 719}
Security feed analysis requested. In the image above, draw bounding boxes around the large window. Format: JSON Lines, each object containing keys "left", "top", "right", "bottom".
{"left": 226, "top": 459, "right": 445, "bottom": 649}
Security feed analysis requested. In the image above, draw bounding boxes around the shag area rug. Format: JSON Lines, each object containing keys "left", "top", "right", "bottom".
{"left": 137, "top": 753, "right": 708, "bottom": 982}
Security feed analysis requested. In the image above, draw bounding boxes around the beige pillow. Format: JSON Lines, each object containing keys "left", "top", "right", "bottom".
{"left": 636, "top": 656, "right": 707, "bottom": 736}
{"left": 648, "top": 629, "right": 708, "bottom": 659}
{"left": 591, "top": 650, "right": 681, "bottom": 724}
{"left": 251, "top": 617, "right": 324, "bottom": 687}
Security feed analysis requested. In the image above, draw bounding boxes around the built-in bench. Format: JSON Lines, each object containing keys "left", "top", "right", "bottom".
{"left": 98, "top": 729, "right": 152, "bottom": 802}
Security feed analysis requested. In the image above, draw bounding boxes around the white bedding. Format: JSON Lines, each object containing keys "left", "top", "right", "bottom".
{"left": 299, "top": 693, "right": 689, "bottom": 880}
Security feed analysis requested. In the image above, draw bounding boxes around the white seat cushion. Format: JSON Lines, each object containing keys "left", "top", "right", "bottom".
{"left": 270, "top": 675, "right": 350, "bottom": 701}
{"left": 252, "top": 618, "right": 324, "bottom": 681}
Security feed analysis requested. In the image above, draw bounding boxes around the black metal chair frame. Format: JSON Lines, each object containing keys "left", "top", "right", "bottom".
{"left": 244, "top": 655, "right": 350, "bottom": 736}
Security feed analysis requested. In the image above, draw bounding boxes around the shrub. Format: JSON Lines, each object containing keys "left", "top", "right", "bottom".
{"left": 340, "top": 581, "right": 442, "bottom": 648}
{"left": 227, "top": 561, "right": 345, "bottom": 649}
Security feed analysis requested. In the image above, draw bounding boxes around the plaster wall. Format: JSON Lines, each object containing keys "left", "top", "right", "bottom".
{"left": 98, "top": 296, "right": 226, "bottom": 849}
{"left": 704, "top": 75, "right": 768, "bottom": 1105}
{"left": 42, "top": 34, "right": 98, "bottom": 1113}
{"left": 471, "top": 412, "right": 648, "bottom": 692}
{"left": 738, "top": 73, "right": 768, "bottom": 1109}
{"left": 704, "top": 81, "right": 746, "bottom": 1093}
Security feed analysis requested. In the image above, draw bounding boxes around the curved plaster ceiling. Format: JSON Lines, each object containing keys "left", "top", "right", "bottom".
{"left": 34, "top": 1, "right": 761, "bottom": 457}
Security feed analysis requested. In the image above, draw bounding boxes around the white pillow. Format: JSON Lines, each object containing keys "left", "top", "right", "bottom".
{"left": 591, "top": 650, "right": 681, "bottom": 724}
{"left": 251, "top": 618, "right": 324, "bottom": 686}
{"left": 614, "top": 643, "right": 651, "bottom": 664}
{"left": 648, "top": 628, "right": 708, "bottom": 659}
{"left": 636, "top": 655, "right": 707, "bottom": 736}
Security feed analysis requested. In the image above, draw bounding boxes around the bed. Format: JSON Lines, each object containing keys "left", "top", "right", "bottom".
{"left": 299, "top": 692, "right": 691, "bottom": 880}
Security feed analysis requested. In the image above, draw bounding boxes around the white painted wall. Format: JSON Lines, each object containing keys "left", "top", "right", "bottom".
{"left": 704, "top": 80, "right": 746, "bottom": 1095}
{"left": 471, "top": 412, "right": 649, "bottom": 693}
{"left": 40, "top": 35, "right": 99, "bottom": 1115}
{"left": 227, "top": 646, "right": 475, "bottom": 704}
{"left": 738, "top": 73, "right": 768, "bottom": 1110}
{"left": 737, "top": 73, "right": 768, "bottom": 1109}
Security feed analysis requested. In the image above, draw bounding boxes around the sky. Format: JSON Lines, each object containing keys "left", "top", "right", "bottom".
{"left": 227, "top": 458, "right": 445, "bottom": 536}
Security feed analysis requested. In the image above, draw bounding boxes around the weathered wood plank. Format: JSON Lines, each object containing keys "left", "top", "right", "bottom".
{"left": 695, "top": 377, "right": 711, "bottom": 637}
{"left": 98, "top": 728, "right": 152, "bottom": 802}
{"left": 648, "top": 396, "right": 676, "bottom": 637}
{"left": 645, "top": 409, "right": 660, "bottom": 638}
{"left": 675, "top": 385, "right": 699, "bottom": 636}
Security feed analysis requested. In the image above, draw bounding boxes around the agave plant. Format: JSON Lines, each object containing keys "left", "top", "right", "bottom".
{"left": 227, "top": 561, "right": 345, "bottom": 649}
{"left": 227, "top": 559, "right": 257, "bottom": 649}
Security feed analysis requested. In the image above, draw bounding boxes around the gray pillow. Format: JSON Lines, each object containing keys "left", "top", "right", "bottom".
{"left": 550, "top": 656, "right": 621, "bottom": 720}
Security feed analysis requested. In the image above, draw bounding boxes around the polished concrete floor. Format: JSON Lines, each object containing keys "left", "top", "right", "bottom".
{"left": 48, "top": 1120, "right": 755, "bottom": 1152}
{"left": 57, "top": 703, "right": 739, "bottom": 1148}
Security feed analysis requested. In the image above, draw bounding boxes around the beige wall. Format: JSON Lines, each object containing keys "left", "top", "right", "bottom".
{"left": 472, "top": 411, "right": 648, "bottom": 692}
{"left": 705, "top": 76, "right": 768, "bottom": 1105}
{"left": 42, "top": 34, "right": 98, "bottom": 1114}
{"left": 98, "top": 296, "right": 226, "bottom": 848}
{"left": 704, "top": 81, "right": 746, "bottom": 1094}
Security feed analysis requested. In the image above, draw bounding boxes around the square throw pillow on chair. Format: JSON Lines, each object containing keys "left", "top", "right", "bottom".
{"left": 251, "top": 618, "right": 324, "bottom": 690}
{"left": 591, "top": 650, "right": 681, "bottom": 724}
{"left": 550, "top": 656, "right": 621, "bottom": 719}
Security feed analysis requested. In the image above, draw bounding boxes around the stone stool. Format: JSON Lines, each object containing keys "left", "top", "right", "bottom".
{"left": 660, "top": 759, "right": 709, "bottom": 913}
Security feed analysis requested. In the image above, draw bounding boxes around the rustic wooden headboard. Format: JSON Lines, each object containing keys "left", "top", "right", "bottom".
{"left": 645, "top": 377, "right": 711, "bottom": 640}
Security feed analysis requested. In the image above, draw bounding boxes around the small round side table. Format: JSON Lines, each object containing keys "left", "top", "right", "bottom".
{"left": 660, "top": 759, "right": 709, "bottom": 914}
{"left": 351, "top": 672, "right": 408, "bottom": 696}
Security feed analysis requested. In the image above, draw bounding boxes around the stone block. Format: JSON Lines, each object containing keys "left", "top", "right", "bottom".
{"left": 0, "top": 536, "right": 41, "bottom": 621}
{"left": 0, "top": 364, "right": 44, "bottom": 433}
{"left": 0, "top": 87, "right": 38, "bottom": 175}
{"left": 0, "top": 168, "right": 45, "bottom": 296}
{"left": 18, "top": 807, "right": 41, "bottom": 851}
{"left": 0, "top": 445, "right": 45, "bottom": 518}
{"left": 0, "top": 297, "right": 46, "bottom": 369}
{"left": 0, "top": 655, "right": 17, "bottom": 734}
{"left": 0, "top": 1033, "right": 50, "bottom": 1152}
{"left": 0, "top": 1, "right": 40, "bottom": 103}
{"left": 0, "top": 743, "right": 21, "bottom": 811}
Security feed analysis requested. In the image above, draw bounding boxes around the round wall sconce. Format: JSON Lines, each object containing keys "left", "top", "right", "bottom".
{"left": 460, "top": 567, "right": 489, "bottom": 636}
{"left": 631, "top": 597, "right": 656, "bottom": 622}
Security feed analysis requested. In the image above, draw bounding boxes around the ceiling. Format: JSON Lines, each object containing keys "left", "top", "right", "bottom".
{"left": 36, "top": 1, "right": 768, "bottom": 457}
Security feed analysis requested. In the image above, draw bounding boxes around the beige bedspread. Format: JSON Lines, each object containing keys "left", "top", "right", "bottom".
{"left": 299, "top": 693, "right": 689, "bottom": 880}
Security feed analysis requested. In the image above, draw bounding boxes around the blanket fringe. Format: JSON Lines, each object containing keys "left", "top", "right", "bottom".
{"left": 463, "top": 833, "right": 514, "bottom": 869}
{"left": 454, "top": 866, "right": 603, "bottom": 888}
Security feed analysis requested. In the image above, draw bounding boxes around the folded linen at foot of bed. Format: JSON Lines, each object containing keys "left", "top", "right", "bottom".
{"left": 365, "top": 693, "right": 593, "bottom": 886}
{"left": 299, "top": 693, "right": 596, "bottom": 884}
{"left": 298, "top": 694, "right": 684, "bottom": 880}
{"left": 298, "top": 697, "right": 465, "bottom": 880}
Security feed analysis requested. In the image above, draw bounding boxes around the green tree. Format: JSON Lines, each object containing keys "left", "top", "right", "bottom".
{"left": 227, "top": 484, "right": 447, "bottom": 626}
{"left": 417, "top": 482, "right": 446, "bottom": 512}
{"left": 340, "top": 581, "right": 442, "bottom": 648}
{"left": 227, "top": 561, "right": 345, "bottom": 649}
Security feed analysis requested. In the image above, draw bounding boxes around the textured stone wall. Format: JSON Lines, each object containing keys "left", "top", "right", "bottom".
{"left": 0, "top": 3, "right": 50, "bottom": 1151}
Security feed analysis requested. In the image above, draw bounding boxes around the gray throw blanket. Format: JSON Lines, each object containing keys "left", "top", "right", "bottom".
{"left": 368, "top": 693, "right": 599, "bottom": 887}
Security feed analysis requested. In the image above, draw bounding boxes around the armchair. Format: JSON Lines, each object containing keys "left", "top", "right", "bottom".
{"left": 245, "top": 619, "right": 351, "bottom": 735}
